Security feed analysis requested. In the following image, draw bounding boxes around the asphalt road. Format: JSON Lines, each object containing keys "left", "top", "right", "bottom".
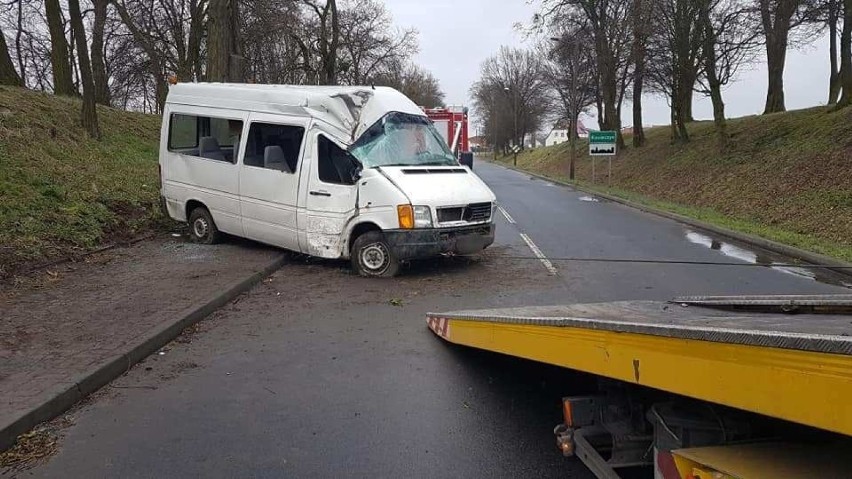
{"left": 18, "top": 161, "right": 850, "bottom": 479}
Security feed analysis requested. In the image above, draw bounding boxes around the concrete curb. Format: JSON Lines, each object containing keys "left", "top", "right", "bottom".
{"left": 0, "top": 253, "right": 287, "bottom": 453}
{"left": 487, "top": 159, "right": 852, "bottom": 277}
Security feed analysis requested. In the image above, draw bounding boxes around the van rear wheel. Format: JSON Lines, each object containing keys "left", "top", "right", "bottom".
{"left": 188, "top": 206, "right": 221, "bottom": 245}
{"left": 351, "top": 231, "right": 399, "bottom": 278}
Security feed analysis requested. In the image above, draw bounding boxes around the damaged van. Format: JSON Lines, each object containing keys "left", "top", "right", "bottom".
{"left": 159, "top": 83, "right": 496, "bottom": 277}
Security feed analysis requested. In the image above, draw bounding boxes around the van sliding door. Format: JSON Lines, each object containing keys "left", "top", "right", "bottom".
{"left": 237, "top": 113, "right": 308, "bottom": 251}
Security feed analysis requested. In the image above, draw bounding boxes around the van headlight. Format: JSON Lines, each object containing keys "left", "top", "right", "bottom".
{"left": 397, "top": 205, "right": 433, "bottom": 229}
{"left": 413, "top": 206, "right": 433, "bottom": 228}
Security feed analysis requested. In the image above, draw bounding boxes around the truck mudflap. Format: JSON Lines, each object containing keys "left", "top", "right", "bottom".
{"left": 425, "top": 295, "right": 852, "bottom": 437}
{"left": 384, "top": 223, "right": 494, "bottom": 261}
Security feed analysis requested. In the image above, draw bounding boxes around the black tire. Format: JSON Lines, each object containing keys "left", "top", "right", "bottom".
{"left": 187, "top": 206, "right": 221, "bottom": 245}
{"left": 351, "top": 231, "right": 399, "bottom": 278}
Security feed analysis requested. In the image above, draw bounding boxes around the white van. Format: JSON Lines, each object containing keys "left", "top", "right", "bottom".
{"left": 159, "top": 83, "right": 496, "bottom": 277}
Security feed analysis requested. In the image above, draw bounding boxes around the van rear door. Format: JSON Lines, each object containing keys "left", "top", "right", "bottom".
{"left": 298, "top": 129, "right": 359, "bottom": 258}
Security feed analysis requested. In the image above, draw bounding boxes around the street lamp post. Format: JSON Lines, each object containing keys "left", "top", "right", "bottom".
{"left": 504, "top": 86, "right": 518, "bottom": 166}
{"left": 491, "top": 92, "right": 498, "bottom": 161}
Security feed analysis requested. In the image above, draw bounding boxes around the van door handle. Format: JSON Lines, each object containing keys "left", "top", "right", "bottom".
{"left": 310, "top": 190, "right": 331, "bottom": 197}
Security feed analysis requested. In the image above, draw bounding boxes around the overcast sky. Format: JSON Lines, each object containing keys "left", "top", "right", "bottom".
{"left": 385, "top": 0, "right": 832, "bottom": 131}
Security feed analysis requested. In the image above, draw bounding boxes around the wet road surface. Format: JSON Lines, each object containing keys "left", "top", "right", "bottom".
{"left": 18, "top": 161, "right": 850, "bottom": 478}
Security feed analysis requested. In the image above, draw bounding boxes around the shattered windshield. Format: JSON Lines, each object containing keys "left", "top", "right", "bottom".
{"left": 349, "top": 112, "right": 457, "bottom": 168}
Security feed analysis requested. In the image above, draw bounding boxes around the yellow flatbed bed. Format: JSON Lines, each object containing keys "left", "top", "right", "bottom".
{"left": 427, "top": 295, "right": 852, "bottom": 436}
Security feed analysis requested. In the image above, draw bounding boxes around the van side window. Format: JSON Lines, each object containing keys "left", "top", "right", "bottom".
{"left": 243, "top": 122, "right": 305, "bottom": 173}
{"left": 168, "top": 113, "right": 242, "bottom": 164}
{"left": 318, "top": 135, "right": 358, "bottom": 185}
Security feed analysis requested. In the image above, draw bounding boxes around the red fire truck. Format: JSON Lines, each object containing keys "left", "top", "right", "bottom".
{"left": 423, "top": 106, "right": 474, "bottom": 168}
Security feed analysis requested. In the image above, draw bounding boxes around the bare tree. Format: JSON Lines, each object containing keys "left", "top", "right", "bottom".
{"left": 45, "top": 0, "right": 75, "bottom": 95}
{"left": 338, "top": 0, "right": 417, "bottom": 85}
{"left": 472, "top": 47, "right": 551, "bottom": 154}
{"left": 547, "top": 29, "right": 597, "bottom": 178}
{"left": 113, "top": 0, "right": 208, "bottom": 111}
{"left": 648, "top": 0, "right": 704, "bottom": 141}
{"left": 631, "top": 0, "right": 652, "bottom": 146}
{"left": 824, "top": 0, "right": 843, "bottom": 103}
{"left": 297, "top": 0, "right": 340, "bottom": 85}
{"left": 68, "top": 0, "right": 100, "bottom": 138}
{"left": 242, "top": 0, "right": 305, "bottom": 84}
{"left": 0, "top": 24, "right": 22, "bottom": 85}
{"left": 696, "top": 0, "right": 761, "bottom": 145}
{"left": 207, "top": 0, "right": 243, "bottom": 81}
{"left": 374, "top": 62, "right": 444, "bottom": 107}
{"left": 537, "top": 0, "right": 633, "bottom": 148}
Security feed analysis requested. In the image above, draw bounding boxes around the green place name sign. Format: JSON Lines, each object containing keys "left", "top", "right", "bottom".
{"left": 589, "top": 131, "right": 617, "bottom": 144}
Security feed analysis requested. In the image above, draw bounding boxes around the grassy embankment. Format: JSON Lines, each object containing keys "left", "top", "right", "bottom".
{"left": 496, "top": 106, "right": 852, "bottom": 262}
{"left": 0, "top": 86, "right": 162, "bottom": 277}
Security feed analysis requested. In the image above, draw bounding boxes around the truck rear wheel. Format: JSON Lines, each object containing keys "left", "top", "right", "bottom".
{"left": 188, "top": 206, "right": 221, "bottom": 245}
{"left": 351, "top": 231, "right": 399, "bottom": 278}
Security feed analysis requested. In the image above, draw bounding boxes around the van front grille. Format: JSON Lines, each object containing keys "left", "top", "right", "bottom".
{"left": 437, "top": 207, "right": 463, "bottom": 223}
{"left": 464, "top": 202, "right": 492, "bottom": 222}
{"left": 437, "top": 202, "right": 492, "bottom": 224}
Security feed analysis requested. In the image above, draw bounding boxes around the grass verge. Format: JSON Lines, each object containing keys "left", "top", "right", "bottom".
{"left": 0, "top": 86, "right": 164, "bottom": 277}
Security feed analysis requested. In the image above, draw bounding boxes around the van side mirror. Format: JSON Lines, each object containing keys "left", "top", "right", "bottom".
{"left": 349, "top": 165, "right": 362, "bottom": 184}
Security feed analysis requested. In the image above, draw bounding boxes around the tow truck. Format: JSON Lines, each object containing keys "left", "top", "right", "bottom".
{"left": 423, "top": 106, "right": 474, "bottom": 168}
{"left": 427, "top": 294, "right": 852, "bottom": 478}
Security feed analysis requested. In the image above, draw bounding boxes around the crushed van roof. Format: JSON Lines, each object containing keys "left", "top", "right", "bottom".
{"left": 165, "top": 83, "right": 425, "bottom": 142}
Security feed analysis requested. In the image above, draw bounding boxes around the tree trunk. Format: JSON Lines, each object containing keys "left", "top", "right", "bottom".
{"left": 153, "top": 62, "right": 168, "bottom": 113}
{"left": 669, "top": 102, "right": 679, "bottom": 142}
{"left": 187, "top": 0, "right": 205, "bottom": 81}
{"left": 319, "top": 0, "right": 339, "bottom": 85}
{"left": 45, "top": 0, "right": 75, "bottom": 95}
{"left": 67, "top": 0, "right": 100, "bottom": 139}
{"left": 602, "top": 68, "right": 623, "bottom": 148}
{"left": 568, "top": 113, "right": 578, "bottom": 180}
{"left": 683, "top": 87, "right": 694, "bottom": 122}
{"left": 207, "top": 0, "right": 244, "bottom": 82}
{"left": 0, "top": 25, "right": 23, "bottom": 86}
{"left": 761, "top": 0, "right": 792, "bottom": 114}
{"left": 764, "top": 41, "right": 787, "bottom": 113}
{"left": 838, "top": 0, "right": 852, "bottom": 107}
{"left": 675, "top": 91, "right": 690, "bottom": 141}
{"left": 701, "top": 6, "right": 726, "bottom": 147}
{"left": 631, "top": 54, "right": 645, "bottom": 146}
{"left": 90, "top": 0, "right": 110, "bottom": 105}
{"left": 631, "top": 0, "right": 646, "bottom": 147}
{"left": 15, "top": 0, "right": 26, "bottom": 86}
{"left": 829, "top": 0, "right": 841, "bottom": 104}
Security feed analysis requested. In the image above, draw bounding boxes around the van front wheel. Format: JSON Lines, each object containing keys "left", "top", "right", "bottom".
{"left": 351, "top": 231, "right": 399, "bottom": 278}
{"left": 188, "top": 206, "right": 221, "bottom": 245}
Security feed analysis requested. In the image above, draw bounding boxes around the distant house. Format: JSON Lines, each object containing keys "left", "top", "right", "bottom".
{"left": 469, "top": 136, "right": 487, "bottom": 148}
{"left": 545, "top": 119, "right": 589, "bottom": 147}
{"left": 524, "top": 133, "right": 546, "bottom": 149}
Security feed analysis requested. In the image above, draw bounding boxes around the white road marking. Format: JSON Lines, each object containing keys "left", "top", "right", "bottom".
{"left": 497, "top": 205, "right": 516, "bottom": 224}
{"left": 520, "top": 233, "right": 558, "bottom": 275}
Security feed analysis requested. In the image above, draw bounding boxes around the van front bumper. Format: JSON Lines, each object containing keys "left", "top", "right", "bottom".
{"left": 384, "top": 223, "right": 495, "bottom": 261}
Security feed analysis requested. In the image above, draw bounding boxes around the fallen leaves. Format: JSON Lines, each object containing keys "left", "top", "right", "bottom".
{"left": 0, "top": 424, "right": 63, "bottom": 472}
